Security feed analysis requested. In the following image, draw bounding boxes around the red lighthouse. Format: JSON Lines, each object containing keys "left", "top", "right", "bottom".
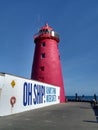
{"left": 31, "top": 24, "right": 65, "bottom": 103}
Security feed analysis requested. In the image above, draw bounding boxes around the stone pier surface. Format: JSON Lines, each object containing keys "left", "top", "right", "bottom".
{"left": 0, "top": 102, "right": 98, "bottom": 130}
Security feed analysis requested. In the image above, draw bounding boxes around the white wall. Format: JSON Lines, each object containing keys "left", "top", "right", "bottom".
{"left": 0, "top": 73, "right": 60, "bottom": 116}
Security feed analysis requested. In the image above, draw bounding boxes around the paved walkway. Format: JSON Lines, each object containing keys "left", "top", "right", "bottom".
{"left": 0, "top": 102, "right": 98, "bottom": 130}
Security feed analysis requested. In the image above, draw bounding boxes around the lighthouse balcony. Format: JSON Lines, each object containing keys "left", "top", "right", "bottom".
{"left": 34, "top": 30, "right": 59, "bottom": 42}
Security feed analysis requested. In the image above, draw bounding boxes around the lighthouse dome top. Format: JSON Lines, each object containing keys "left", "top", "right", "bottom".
{"left": 34, "top": 23, "right": 59, "bottom": 43}
{"left": 40, "top": 23, "right": 53, "bottom": 31}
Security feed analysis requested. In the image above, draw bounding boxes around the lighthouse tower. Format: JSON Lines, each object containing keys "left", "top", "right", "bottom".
{"left": 31, "top": 24, "right": 65, "bottom": 103}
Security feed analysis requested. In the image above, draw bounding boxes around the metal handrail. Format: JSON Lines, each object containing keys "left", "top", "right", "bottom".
{"left": 34, "top": 30, "right": 59, "bottom": 40}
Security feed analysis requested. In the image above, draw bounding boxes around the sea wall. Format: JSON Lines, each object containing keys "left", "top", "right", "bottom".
{"left": 0, "top": 73, "right": 60, "bottom": 116}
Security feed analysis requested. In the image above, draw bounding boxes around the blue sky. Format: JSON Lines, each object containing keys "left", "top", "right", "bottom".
{"left": 0, "top": 0, "right": 98, "bottom": 96}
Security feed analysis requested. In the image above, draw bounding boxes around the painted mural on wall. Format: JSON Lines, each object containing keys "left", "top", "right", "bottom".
{"left": 0, "top": 73, "right": 60, "bottom": 116}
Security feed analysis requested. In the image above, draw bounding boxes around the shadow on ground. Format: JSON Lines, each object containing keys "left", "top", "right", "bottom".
{"left": 80, "top": 103, "right": 98, "bottom": 124}
{"left": 91, "top": 103, "right": 98, "bottom": 123}
{"left": 93, "top": 108, "right": 98, "bottom": 123}
{"left": 83, "top": 120, "right": 98, "bottom": 123}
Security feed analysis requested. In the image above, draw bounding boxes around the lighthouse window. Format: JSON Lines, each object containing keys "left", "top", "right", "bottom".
{"left": 45, "top": 29, "right": 49, "bottom": 33}
{"left": 40, "top": 66, "right": 45, "bottom": 71}
{"left": 41, "top": 53, "right": 45, "bottom": 58}
{"left": 42, "top": 42, "right": 46, "bottom": 47}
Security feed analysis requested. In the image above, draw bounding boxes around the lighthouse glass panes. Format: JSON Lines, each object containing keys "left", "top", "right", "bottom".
{"left": 39, "top": 29, "right": 50, "bottom": 34}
